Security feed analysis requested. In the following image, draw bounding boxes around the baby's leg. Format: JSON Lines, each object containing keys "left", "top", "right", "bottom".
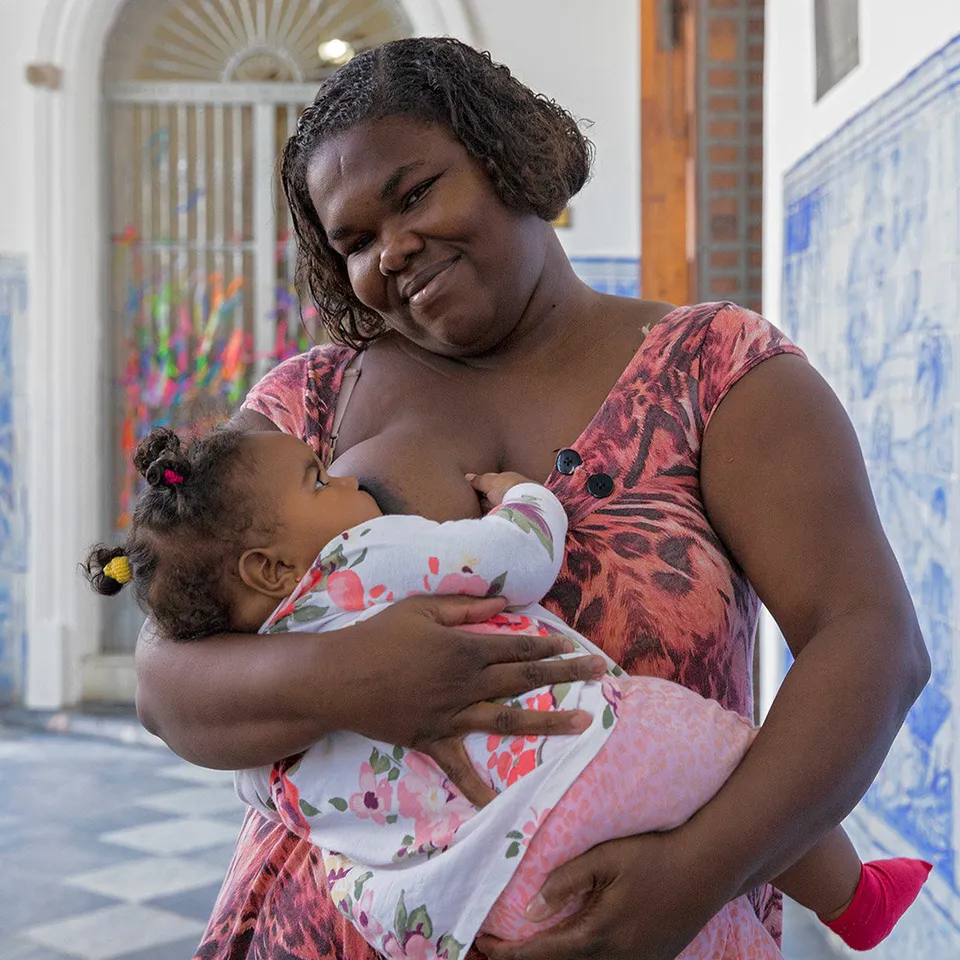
{"left": 775, "top": 829, "right": 932, "bottom": 951}
{"left": 773, "top": 826, "right": 861, "bottom": 920}
{"left": 482, "top": 676, "right": 761, "bottom": 941}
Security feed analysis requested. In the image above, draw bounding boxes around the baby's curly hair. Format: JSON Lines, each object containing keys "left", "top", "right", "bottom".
{"left": 280, "top": 36, "right": 594, "bottom": 349}
{"left": 83, "top": 426, "right": 259, "bottom": 641}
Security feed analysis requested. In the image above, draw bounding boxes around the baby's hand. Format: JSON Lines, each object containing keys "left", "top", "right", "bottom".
{"left": 466, "top": 471, "right": 535, "bottom": 510}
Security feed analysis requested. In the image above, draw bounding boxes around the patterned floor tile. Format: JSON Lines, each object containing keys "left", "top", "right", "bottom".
{"left": 100, "top": 818, "right": 241, "bottom": 856}
{"left": 65, "top": 807, "right": 180, "bottom": 839}
{"left": 136, "top": 787, "right": 241, "bottom": 818}
{"left": 157, "top": 765, "right": 235, "bottom": 787}
{"left": 1, "top": 831, "right": 146, "bottom": 877}
{"left": 1, "top": 936, "right": 78, "bottom": 960}
{"left": 24, "top": 904, "right": 204, "bottom": 960}
{"left": 0, "top": 871, "right": 122, "bottom": 934}
{"left": 114, "top": 937, "right": 203, "bottom": 960}
{"left": 67, "top": 857, "right": 227, "bottom": 904}
{"left": 209, "top": 806, "right": 247, "bottom": 830}
{"left": 192, "top": 841, "right": 240, "bottom": 873}
{"left": 145, "top": 883, "right": 228, "bottom": 924}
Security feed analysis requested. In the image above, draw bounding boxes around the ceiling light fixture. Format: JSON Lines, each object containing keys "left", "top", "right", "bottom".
{"left": 318, "top": 38, "right": 355, "bottom": 66}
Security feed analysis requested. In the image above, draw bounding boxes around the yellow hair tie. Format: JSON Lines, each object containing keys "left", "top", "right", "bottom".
{"left": 104, "top": 556, "right": 132, "bottom": 584}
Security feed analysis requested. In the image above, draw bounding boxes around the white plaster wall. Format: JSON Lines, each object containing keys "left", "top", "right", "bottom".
{"left": 463, "top": 0, "right": 641, "bottom": 260}
{"left": 0, "top": 0, "right": 44, "bottom": 255}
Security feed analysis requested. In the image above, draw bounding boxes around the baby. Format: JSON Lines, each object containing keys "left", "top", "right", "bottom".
{"left": 85, "top": 426, "right": 931, "bottom": 960}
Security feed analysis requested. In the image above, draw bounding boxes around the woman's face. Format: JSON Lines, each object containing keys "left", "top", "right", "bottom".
{"left": 306, "top": 116, "right": 550, "bottom": 357}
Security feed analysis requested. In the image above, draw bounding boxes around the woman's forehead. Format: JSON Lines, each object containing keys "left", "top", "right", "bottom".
{"left": 306, "top": 118, "right": 460, "bottom": 210}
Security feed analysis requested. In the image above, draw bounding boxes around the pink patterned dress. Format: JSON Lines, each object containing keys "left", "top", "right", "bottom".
{"left": 195, "top": 302, "right": 805, "bottom": 960}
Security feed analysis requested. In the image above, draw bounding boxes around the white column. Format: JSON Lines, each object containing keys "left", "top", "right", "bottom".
{"left": 253, "top": 100, "right": 277, "bottom": 381}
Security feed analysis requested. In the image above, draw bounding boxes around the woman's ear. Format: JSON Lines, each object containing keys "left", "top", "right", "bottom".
{"left": 238, "top": 547, "right": 301, "bottom": 598}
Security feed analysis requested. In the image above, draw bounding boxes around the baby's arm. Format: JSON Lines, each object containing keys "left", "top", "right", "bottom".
{"left": 415, "top": 474, "right": 567, "bottom": 608}
{"left": 260, "top": 475, "right": 567, "bottom": 632}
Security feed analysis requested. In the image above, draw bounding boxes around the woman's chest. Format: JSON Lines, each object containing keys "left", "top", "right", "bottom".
{"left": 546, "top": 467, "right": 759, "bottom": 717}
{"left": 538, "top": 392, "right": 757, "bottom": 717}
{"left": 331, "top": 351, "right": 644, "bottom": 518}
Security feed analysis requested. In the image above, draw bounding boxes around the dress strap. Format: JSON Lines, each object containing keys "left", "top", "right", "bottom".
{"left": 327, "top": 350, "right": 364, "bottom": 464}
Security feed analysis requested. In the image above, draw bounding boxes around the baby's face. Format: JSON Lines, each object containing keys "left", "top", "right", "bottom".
{"left": 246, "top": 432, "right": 382, "bottom": 572}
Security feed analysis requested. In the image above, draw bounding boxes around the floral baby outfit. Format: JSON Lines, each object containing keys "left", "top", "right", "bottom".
{"left": 196, "top": 302, "right": 805, "bottom": 959}
{"left": 234, "top": 482, "right": 784, "bottom": 960}
{"left": 235, "top": 484, "right": 622, "bottom": 959}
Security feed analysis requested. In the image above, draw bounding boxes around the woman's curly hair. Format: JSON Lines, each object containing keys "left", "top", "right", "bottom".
{"left": 280, "top": 36, "right": 594, "bottom": 349}
{"left": 83, "top": 426, "right": 257, "bottom": 641}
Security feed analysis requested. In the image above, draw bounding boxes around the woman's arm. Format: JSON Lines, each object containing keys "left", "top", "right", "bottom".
{"left": 693, "top": 354, "right": 928, "bottom": 892}
{"left": 479, "top": 353, "right": 929, "bottom": 960}
{"left": 135, "top": 409, "right": 605, "bottom": 786}
{"left": 136, "top": 595, "right": 605, "bottom": 788}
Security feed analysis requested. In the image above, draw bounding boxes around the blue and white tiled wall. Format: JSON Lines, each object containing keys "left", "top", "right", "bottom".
{"left": 782, "top": 35, "right": 960, "bottom": 952}
{"left": 570, "top": 256, "right": 640, "bottom": 298}
{"left": 0, "top": 256, "right": 28, "bottom": 705}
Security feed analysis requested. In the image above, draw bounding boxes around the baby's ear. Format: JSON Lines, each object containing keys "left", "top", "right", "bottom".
{"left": 238, "top": 548, "right": 300, "bottom": 598}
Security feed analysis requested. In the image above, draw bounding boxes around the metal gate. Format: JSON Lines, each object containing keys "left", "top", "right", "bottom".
{"left": 103, "top": 83, "right": 322, "bottom": 651}
{"left": 105, "top": 83, "right": 320, "bottom": 525}
{"left": 101, "top": 0, "right": 410, "bottom": 653}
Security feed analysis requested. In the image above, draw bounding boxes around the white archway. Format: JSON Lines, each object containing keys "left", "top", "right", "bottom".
{"left": 25, "top": 0, "right": 478, "bottom": 707}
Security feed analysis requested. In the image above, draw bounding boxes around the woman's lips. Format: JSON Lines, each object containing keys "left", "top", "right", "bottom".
{"left": 403, "top": 258, "right": 459, "bottom": 307}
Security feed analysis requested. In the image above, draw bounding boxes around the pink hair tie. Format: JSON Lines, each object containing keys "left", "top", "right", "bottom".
{"left": 164, "top": 469, "right": 185, "bottom": 486}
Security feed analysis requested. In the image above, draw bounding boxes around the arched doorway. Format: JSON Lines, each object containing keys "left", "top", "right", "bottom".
{"left": 99, "top": 0, "right": 411, "bottom": 653}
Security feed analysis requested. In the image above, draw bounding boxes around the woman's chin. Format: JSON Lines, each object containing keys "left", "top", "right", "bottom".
{"left": 429, "top": 318, "right": 511, "bottom": 356}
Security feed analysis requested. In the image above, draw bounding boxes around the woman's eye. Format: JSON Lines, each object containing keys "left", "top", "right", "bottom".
{"left": 403, "top": 178, "right": 436, "bottom": 211}
{"left": 315, "top": 474, "right": 328, "bottom": 490}
{"left": 347, "top": 236, "right": 372, "bottom": 256}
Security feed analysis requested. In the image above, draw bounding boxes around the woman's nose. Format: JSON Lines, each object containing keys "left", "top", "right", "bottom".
{"left": 379, "top": 225, "right": 423, "bottom": 275}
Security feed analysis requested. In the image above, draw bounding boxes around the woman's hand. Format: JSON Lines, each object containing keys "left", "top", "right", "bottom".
{"left": 334, "top": 594, "right": 607, "bottom": 805}
{"left": 137, "top": 593, "right": 604, "bottom": 780}
{"left": 476, "top": 830, "right": 732, "bottom": 960}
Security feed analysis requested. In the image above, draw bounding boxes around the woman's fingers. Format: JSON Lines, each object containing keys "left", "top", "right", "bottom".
{"left": 473, "top": 631, "right": 582, "bottom": 664}
{"left": 477, "top": 655, "right": 607, "bottom": 702}
{"left": 523, "top": 847, "right": 609, "bottom": 922}
{"left": 475, "top": 844, "right": 619, "bottom": 960}
{"left": 424, "top": 738, "right": 497, "bottom": 808}
{"left": 455, "top": 701, "right": 593, "bottom": 738}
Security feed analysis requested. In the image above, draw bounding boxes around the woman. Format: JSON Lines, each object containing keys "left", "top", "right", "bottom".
{"left": 136, "top": 38, "right": 929, "bottom": 960}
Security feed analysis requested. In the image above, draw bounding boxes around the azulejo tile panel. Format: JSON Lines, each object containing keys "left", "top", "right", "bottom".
{"left": 570, "top": 257, "right": 640, "bottom": 298}
{"left": 782, "top": 33, "right": 960, "bottom": 948}
{"left": 0, "top": 256, "right": 28, "bottom": 707}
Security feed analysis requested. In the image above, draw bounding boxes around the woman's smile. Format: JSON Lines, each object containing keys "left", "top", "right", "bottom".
{"left": 404, "top": 256, "right": 461, "bottom": 313}
{"left": 401, "top": 255, "right": 461, "bottom": 306}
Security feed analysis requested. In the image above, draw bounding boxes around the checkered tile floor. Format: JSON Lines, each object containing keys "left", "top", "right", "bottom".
{"left": 0, "top": 720, "right": 845, "bottom": 960}
{"left": 0, "top": 724, "right": 243, "bottom": 960}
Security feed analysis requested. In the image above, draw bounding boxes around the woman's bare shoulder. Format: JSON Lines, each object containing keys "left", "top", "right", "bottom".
{"left": 634, "top": 298, "right": 678, "bottom": 334}
{"left": 601, "top": 295, "right": 677, "bottom": 341}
